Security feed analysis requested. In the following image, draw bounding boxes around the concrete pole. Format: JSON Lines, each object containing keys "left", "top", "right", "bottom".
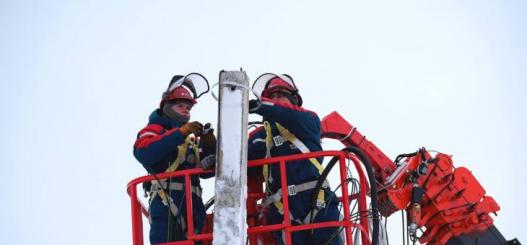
{"left": 213, "top": 70, "right": 249, "bottom": 245}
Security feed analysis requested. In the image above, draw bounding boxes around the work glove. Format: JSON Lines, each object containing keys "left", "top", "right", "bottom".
{"left": 179, "top": 121, "right": 203, "bottom": 136}
{"left": 198, "top": 155, "right": 216, "bottom": 170}
{"left": 249, "top": 99, "right": 261, "bottom": 113}
{"left": 200, "top": 123, "right": 216, "bottom": 146}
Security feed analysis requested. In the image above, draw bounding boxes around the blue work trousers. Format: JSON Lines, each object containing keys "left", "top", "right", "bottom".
{"left": 266, "top": 189, "right": 342, "bottom": 245}
{"left": 149, "top": 191, "right": 206, "bottom": 244}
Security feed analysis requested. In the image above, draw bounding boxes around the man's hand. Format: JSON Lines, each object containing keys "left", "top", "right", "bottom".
{"left": 179, "top": 121, "right": 203, "bottom": 136}
{"left": 249, "top": 99, "right": 261, "bottom": 113}
{"left": 201, "top": 123, "right": 216, "bottom": 146}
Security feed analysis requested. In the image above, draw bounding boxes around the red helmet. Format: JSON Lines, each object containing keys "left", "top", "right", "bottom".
{"left": 253, "top": 73, "right": 303, "bottom": 106}
{"left": 164, "top": 85, "right": 196, "bottom": 104}
{"left": 160, "top": 73, "right": 210, "bottom": 108}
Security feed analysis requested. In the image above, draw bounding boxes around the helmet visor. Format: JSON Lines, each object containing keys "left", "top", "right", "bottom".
{"left": 252, "top": 73, "right": 297, "bottom": 98}
{"left": 168, "top": 73, "right": 210, "bottom": 99}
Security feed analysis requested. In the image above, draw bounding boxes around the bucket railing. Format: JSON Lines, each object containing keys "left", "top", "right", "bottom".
{"left": 127, "top": 150, "right": 372, "bottom": 245}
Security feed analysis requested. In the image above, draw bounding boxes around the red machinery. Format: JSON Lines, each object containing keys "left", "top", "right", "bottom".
{"left": 127, "top": 111, "right": 519, "bottom": 245}
{"left": 321, "top": 112, "right": 518, "bottom": 245}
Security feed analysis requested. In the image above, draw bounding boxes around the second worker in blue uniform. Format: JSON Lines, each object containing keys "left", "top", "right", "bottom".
{"left": 248, "top": 73, "right": 341, "bottom": 245}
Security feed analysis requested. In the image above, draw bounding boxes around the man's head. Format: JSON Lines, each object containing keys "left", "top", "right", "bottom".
{"left": 267, "top": 87, "right": 297, "bottom": 106}
{"left": 162, "top": 99, "right": 193, "bottom": 123}
{"left": 260, "top": 75, "right": 302, "bottom": 106}
{"left": 159, "top": 73, "right": 210, "bottom": 123}
{"left": 160, "top": 81, "right": 196, "bottom": 123}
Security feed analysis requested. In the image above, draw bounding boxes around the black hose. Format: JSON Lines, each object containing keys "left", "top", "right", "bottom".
{"left": 346, "top": 146, "right": 380, "bottom": 245}
{"left": 394, "top": 152, "right": 417, "bottom": 164}
{"left": 308, "top": 155, "right": 340, "bottom": 224}
{"left": 309, "top": 147, "right": 380, "bottom": 245}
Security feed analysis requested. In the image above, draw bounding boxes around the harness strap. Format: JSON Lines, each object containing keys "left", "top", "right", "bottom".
{"left": 148, "top": 135, "right": 201, "bottom": 221}
{"left": 260, "top": 121, "right": 327, "bottom": 223}
{"left": 165, "top": 135, "right": 195, "bottom": 172}
{"left": 302, "top": 208, "right": 320, "bottom": 225}
{"left": 275, "top": 205, "right": 322, "bottom": 225}
{"left": 262, "top": 121, "right": 274, "bottom": 187}
{"left": 179, "top": 215, "right": 187, "bottom": 235}
{"left": 146, "top": 133, "right": 204, "bottom": 239}
{"left": 274, "top": 123, "right": 323, "bottom": 173}
{"left": 151, "top": 180, "right": 202, "bottom": 197}
{"left": 262, "top": 180, "right": 329, "bottom": 207}
{"left": 149, "top": 185, "right": 179, "bottom": 217}
{"left": 148, "top": 187, "right": 191, "bottom": 235}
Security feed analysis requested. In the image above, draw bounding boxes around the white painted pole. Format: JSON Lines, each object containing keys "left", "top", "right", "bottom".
{"left": 213, "top": 70, "right": 249, "bottom": 245}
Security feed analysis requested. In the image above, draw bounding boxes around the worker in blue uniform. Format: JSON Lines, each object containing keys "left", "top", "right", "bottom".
{"left": 134, "top": 74, "right": 216, "bottom": 244}
{"left": 248, "top": 73, "right": 341, "bottom": 245}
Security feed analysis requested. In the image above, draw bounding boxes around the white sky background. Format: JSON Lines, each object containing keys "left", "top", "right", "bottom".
{"left": 1, "top": 0, "right": 526, "bottom": 244}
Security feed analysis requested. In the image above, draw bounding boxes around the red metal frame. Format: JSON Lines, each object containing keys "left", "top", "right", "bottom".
{"left": 321, "top": 111, "right": 501, "bottom": 245}
{"left": 127, "top": 151, "right": 373, "bottom": 245}
{"left": 321, "top": 111, "right": 395, "bottom": 181}
{"left": 127, "top": 168, "right": 214, "bottom": 245}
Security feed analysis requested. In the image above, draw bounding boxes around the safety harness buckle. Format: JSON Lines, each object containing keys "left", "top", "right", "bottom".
{"left": 287, "top": 185, "right": 297, "bottom": 196}
{"left": 316, "top": 200, "right": 327, "bottom": 209}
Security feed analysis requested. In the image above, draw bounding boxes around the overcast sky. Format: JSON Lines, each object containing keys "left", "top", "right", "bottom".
{"left": 1, "top": 1, "right": 526, "bottom": 244}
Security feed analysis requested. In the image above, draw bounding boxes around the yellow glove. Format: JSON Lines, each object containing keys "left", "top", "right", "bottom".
{"left": 179, "top": 121, "right": 203, "bottom": 136}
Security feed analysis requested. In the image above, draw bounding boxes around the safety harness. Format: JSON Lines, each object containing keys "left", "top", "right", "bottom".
{"left": 261, "top": 121, "right": 328, "bottom": 225}
{"left": 148, "top": 134, "right": 202, "bottom": 227}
